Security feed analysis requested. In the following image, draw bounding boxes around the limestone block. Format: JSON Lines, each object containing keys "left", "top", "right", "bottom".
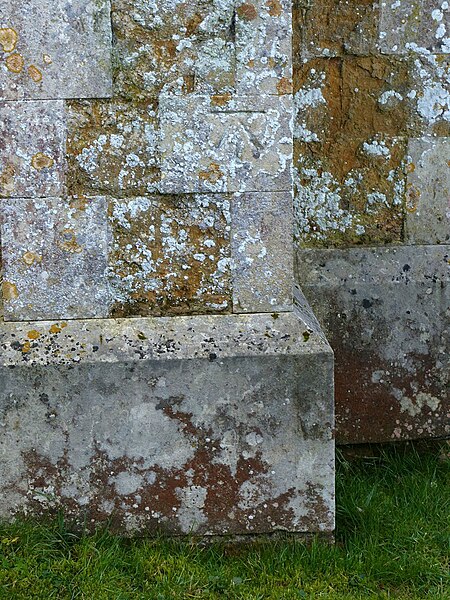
{"left": 108, "top": 194, "right": 231, "bottom": 316}
{"left": 158, "top": 94, "right": 293, "bottom": 194}
{"left": 232, "top": 191, "right": 293, "bottom": 313}
{"left": 66, "top": 100, "right": 159, "bottom": 197}
{"left": 0, "top": 301, "right": 334, "bottom": 536}
{"left": 406, "top": 137, "right": 450, "bottom": 244}
{"left": 379, "top": 0, "right": 450, "bottom": 55}
{"left": 296, "top": 245, "right": 450, "bottom": 443}
{"left": 236, "top": 0, "right": 292, "bottom": 95}
{"left": 296, "top": 0, "right": 379, "bottom": 59}
{"left": 409, "top": 53, "right": 450, "bottom": 136}
{"left": 112, "top": 0, "right": 235, "bottom": 98}
{"left": 0, "top": 0, "right": 112, "bottom": 100}
{"left": 293, "top": 58, "right": 409, "bottom": 247}
{"left": 0, "top": 196, "right": 110, "bottom": 321}
{"left": 0, "top": 100, "right": 66, "bottom": 198}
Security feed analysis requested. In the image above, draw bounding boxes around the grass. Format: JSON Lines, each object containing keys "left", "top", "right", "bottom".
{"left": 0, "top": 444, "right": 449, "bottom": 599}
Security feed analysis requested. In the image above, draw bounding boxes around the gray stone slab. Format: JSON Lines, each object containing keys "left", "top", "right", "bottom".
{"left": 108, "top": 194, "right": 231, "bottom": 316}
{"left": 379, "top": 0, "right": 450, "bottom": 55}
{"left": 1, "top": 196, "right": 110, "bottom": 321}
{"left": 406, "top": 137, "right": 450, "bottom": 244}
{"left": 0, "top": 0, "right": 112, "bottom": 100}
{"left": 296, "top": 244, "right": 450, "bottom": 443}
{"left": 158, "top": 94, "right": 293, "bottom": 194}
{"left": 236, "top": 0, "right": 292, "bottom": 95}
{"left": 0, "top": 100, "right": 66, "bottom": 198}
{"left": 0, "top": 303, "right": 334, "bottom": 536}
{"left": 232, "top": 191, "right": 293, "bottom": 313}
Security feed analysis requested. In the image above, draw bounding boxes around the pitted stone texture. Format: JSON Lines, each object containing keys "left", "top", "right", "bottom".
{"left": 295, "top": 0, "right": 379, "bottom": 58}
{"left": 296, "top": 245, "right": 450, "bottom": 443}
{"left": 112, "top": 0, "right": 235, "bottom": 99}
{"left": 293, "top": 58, "right": 408, "bottom": 247}
{"left": 66, "top": 100, "right": 159, "bottom": 197}
{"left": 0, "top": 196, "right": 110, "bottom": 321}
{"left": 410, "top": 53, "right": 450, "bottom": 136}
{"left": 0, "top": 0, "right": 112, "bottom": 100}
{"left": 232, "top": 191, "right": 292, "bottom": 313}
{"left": 379, "top": 0, "right": 450, "bottom": 56}
{"left": 0, "top": 304, "right": 334, "bottom": 536}
{"left": 159, "top": 94, "right": 293, "bottom": 194}
{"left": 0, "top": 100, "right": 66, "bottom": 198}
{"left": 108, "top": 194, "right": 231, "bottom": 317}
{"left": 236, "top": 0, "right": 292, "bottom": 95}
{"left": 406, "top": 137, "right": 450, "bottom": 244}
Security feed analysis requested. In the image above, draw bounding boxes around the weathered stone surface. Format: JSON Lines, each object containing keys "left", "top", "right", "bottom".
{"left": 1, "top": 196, "right": 110, "bottom": 321}
{"left": 0, "top": 100, "right": 66, "bottom": 198}
{"left": 296, "top": 245, "right": 450, "bottom": 443}
{"left": 232, "top": 191, "right": 292, "bottom": 313}
{"left": 66, "top": 100, "right": 159, "bottom": 197}
{"left": 293, "top": 58, "right": 409, "bottom": 247}
{"left": 158, "top": 94, "right": 293, "bottom": 194}
{"left": 108, "top": 194, "right": 231, "bottom": 316}
{"left": 0, "top": 301, "right": 334, "bottom": 535}
{"left": 379, "top": 0, "right": 450, "bottom": 56}
{"left": 296, "top": 0, "right": 379, "bottom": 58}
{"left": 112, "top": 0, "right": 235, "bottom": 99}
{"left": 0, "top": 0, "right": 112, "bottom": 100}
{"left": 406, "top": 137, "right": 450, "bottom": 244}
{"left": 236, "top": 0, "right": 292, "bottom": 95}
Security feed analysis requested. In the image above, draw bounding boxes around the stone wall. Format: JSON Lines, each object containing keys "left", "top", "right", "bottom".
{"left": 293, "top": 0, "right": 449, "bottom": 442}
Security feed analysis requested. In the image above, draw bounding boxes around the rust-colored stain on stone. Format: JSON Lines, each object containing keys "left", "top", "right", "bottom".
{"left": 277, "top": 77, "right": 293, "bottom": 95}
{"left": 267, "top": 0, "right": 282, "bottom": 17}
{"left": 198, "top": 162, "right": 224, "bottom": 183}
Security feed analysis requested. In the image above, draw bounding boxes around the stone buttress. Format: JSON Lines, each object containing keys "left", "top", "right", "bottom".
{"left": 0, "top": 0, "right": 334, "bottom": 536}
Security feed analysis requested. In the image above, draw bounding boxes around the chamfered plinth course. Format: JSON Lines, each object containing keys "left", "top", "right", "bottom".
{"left": 0, "top": 291, "right": 334, "bottom": 536}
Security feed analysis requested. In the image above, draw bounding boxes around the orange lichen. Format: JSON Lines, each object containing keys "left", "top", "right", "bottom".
{"left": 22, "top": 251, "right": 42, "bottom": 266}
{"left": 28, "top": 65, "right": 42, "bottom": 83}
{"left": 27, "top": 330, "right": 41, "bottom": 340}
{"left": 3, "top": 281, "right": 19, "bottom": 300}
{"left": 5, "top": 52, "right": 24, "bottom": 73}
{"left": 267, "top": 0, "right": 282, "bottom": 17}
{"left": 31, "top": 153, "right": 54, "bottom": 170}
{"left": 49, "top": 324, "right": 62, "bottom": 334}
{"left": 0, "top": 28, "right": 18, "bottom": 53}
{"left": 198, "top": 162, "right": 224, "bottom": 183}
{"left": 276, "top": 77, "right": 293, "bottom": 95}
{"left": 237, "top": 3, "right": 258, "bottom": 20}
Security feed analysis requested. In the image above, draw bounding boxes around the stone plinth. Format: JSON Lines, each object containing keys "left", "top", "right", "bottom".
{"left": 0, "top": 291, "right": 334, "bottom": 536}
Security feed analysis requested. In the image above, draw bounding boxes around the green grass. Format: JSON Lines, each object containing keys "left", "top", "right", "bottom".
{"left": 0, "top": 445, "right": 449, "bottom": 599}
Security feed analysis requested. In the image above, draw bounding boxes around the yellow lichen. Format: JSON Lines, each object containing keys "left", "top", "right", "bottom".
{"left": 22, "top": 251, "right": 42, "bottom": 266}
{"left": 27, "top": 330, "right": 41, "bottom": 340}
{"left": 49, "top": 324, "right": 62, "bottom": 334}
{"left": 211, "top": 93, "right": 232, "bottom": 107}
{"left": 28, "top": 64, "right": 42, "bottom": 83}
{"left": 31, "top": 153, "right": 54, "bottom": 171}
{"left": 5, "top": 52, "right": 24, "bottom": 73}
{"left": 2, "top": 281, "right": 19, "bottom": 300}
{"left": 0, "top": 28, "right": 18, "bottom": 53}
{"left": 21, "top": 341, "right": 31, "bottom": 353}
